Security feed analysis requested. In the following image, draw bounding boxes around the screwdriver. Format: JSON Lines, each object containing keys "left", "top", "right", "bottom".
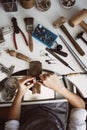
{"left": 46, "top": 48, "right": 74, "bottom": 71}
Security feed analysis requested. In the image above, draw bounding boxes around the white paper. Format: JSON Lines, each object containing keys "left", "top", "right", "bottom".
{"left": 67, "top": 75, "right": 87, "bottom": 98}
{"left": 23, "top": 84, "right": 55, "bottom": 101}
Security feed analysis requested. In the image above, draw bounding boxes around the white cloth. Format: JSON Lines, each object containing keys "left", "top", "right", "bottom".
{"left": 5, "top": 120, "right": 19, "bottom": 130}
{"left": 5, "top": 108, "right": 87, "bottom": 130}
{"left": 68, "top": 108, "right": 87, "bottom": 130}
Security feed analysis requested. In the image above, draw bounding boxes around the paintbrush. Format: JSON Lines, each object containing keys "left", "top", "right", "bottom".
{"left": 24, "top": 17, "right": 34, "bottom": 52}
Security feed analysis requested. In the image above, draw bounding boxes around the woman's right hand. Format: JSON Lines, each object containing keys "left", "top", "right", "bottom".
{"left": 39, "top": 73, "right": 63, "bottom": 92}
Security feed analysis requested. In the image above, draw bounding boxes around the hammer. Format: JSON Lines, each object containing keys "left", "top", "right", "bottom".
{"left": 53, "top": 16, "right": 85, "bottom": 56}
{"left": 75, "top": 31, "right": 87, "bottom": 45}
{"left": 69, "top": 9, "right": 87, "bottom": 32}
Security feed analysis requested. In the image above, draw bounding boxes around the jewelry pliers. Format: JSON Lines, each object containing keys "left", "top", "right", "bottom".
{"left": 11, "top": 17, "right": 28, "bottom": 49}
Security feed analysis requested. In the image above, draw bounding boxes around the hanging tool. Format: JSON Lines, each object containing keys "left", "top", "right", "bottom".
{"left": 0, "top": 63, "right": 15, "bottom": 78}
{"left": 53, "top": 16, "right": 85, "bottom": 56}
{"left": 46, "top": 48, "right": 74, "bottom": 71}
{"left": 11, "top": 17, "right": 28, "bottom": 49}
{"left": 59, "top": 34, "right": 87, "bottom": 72}
{"left": 69, "top": 8, "right": 87, "bottom": 32}
{"left": 75, "top": 31, "right": 87, "bottom": 45}
{"left": 24, "top": 17, "right": 34, "bottom": 52}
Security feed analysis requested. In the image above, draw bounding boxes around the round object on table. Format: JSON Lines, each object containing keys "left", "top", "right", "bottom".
{"left": 59, "top": 0, "right": 76, "bottom": 9}
{"left": 35, "top": 0, "right": 51, "bottom": 12}
{"left": 20, "top": 0, "right": 35, "bottom": 9}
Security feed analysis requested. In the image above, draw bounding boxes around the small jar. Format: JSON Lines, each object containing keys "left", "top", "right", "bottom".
{"left": 35, "top": 0, "right": 51, "bottom": 12}
{"left": 20, "top": 0, "right": 35, "bottom": 9}
{"left": 59, "top": 0, "right": 76, "bottom": 9}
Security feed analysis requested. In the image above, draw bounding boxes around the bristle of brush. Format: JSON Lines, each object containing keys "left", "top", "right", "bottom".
{"left": 24, "top": 17, "right": 34, "bottom": 25}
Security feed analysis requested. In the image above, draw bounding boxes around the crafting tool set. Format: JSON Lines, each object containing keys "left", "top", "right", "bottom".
{"left": 0, "top": 1, "right": 87, "bottom": 103}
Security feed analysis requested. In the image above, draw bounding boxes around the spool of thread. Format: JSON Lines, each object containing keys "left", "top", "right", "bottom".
{"left": 20, "top": 0, "right": 35, "bottom": 9}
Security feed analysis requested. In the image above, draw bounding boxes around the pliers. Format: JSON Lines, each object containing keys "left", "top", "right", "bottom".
{"left": 11, "top": 17, "right": 28, "bottom": 49}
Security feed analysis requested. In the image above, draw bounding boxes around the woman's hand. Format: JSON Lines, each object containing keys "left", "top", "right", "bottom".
{"left": 17, "top": 77, "right": 35, "bottom": 97}
{"left": 39, "top": 73, "right": 63, "bottom": 92}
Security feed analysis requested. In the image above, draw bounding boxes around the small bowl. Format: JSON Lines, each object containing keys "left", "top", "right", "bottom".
{"left": 60, "top": 0, "right": 76, "bottom": 9}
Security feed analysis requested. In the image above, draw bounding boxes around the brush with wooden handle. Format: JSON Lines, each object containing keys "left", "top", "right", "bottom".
{"left": 24, "top": 17, "right": 34, "bottom": 52}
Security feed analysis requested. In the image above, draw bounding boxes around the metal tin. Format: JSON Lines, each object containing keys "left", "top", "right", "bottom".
{"left": 1, "top": 0, "right": 18, "bottom": 12}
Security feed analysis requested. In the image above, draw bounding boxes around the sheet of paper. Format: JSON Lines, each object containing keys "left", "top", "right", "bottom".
{"left": 23, "top": 84, "right": 55, "bottom": 101}
{"left": 67, "top": 75, "right": 87, "bottom": 98}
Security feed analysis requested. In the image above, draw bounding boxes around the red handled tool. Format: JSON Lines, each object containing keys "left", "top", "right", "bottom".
{"left": 11, "top": 17, "right": 28, "bottom": 49}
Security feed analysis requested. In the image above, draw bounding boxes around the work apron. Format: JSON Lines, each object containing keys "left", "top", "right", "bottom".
{"left": 19, "top": 102, "right": 69, "bottom": 130}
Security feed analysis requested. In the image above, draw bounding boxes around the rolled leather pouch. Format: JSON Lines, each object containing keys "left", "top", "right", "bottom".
{"left": 20, "top": 0, "right": 35, "bottom": 9}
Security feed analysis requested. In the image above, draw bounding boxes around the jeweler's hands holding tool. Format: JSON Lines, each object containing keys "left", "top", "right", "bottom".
{"left": 39, "top": 73, "right": 63, "bottom": 92}
{"left": 6, "top": 73, "right": 85, "bottom": 123}
{"left": 17, "top": 77, "right": 35, "bottom": 98}
{"left": 39, "top": 73, "right": 85, "bottom": 108}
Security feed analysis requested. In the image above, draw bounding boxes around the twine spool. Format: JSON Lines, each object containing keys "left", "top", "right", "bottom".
{"left": 20, "top": 0, "right": 35, "bottom": 9}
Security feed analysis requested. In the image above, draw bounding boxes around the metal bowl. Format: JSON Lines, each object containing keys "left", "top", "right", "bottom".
{"left": 59, "top": 0, "right": 76, "bottom": 9}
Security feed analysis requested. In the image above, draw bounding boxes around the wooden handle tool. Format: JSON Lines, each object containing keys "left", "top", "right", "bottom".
{"left": 69, "top": 9, "right": 87, "bottom": 32}
{"left": 61, "top": 25, "right": 85, "bottom": 56}
{"left": 6, "top": 49, "right": 31, "bottom": 62}
{"left": 53, "top": 16, "right": 85, "bottom": 56}
{"left": 28, "top": 31, "right": 33, "bottom": 51}
{"left": 24, "top": 17, "right": 34, "bottom": 52}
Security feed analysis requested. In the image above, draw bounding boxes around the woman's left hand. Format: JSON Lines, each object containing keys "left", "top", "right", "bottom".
{"left": 17, "top": 77, "right": 35, "bottom": 97}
